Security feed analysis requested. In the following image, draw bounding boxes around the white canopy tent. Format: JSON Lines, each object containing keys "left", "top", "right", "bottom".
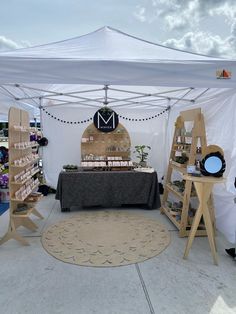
{"left": 0, "top": 26, "right": 235, "bottom": 243}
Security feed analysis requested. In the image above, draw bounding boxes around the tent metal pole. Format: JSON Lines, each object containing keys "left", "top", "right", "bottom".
{"left": 104, "top": 85, "right": 108, "bottom": 105}
{"left": 5, "top": 83, "right": 63, "bottom": 97}
{"left": 17, "top": 86, "right": 40, "bottom": 107}
{"left": 110, "top": 102, "right": 166, "bottom": 109}
{"left": 107, "top": 96, "right": 169, "bottom": 108}
{"left": 0, "top": 85, "right": 17, "bottom": 100}
{"left": 16, "top": 93, "right": 62, "bottom": 101}
{"left": 108, "top": 94, "right": 157, "bottom": 104}
{"left": 53, "top": 88, "right": 103, "bottom": 95}
{"left": 162, "top": 101, "right": 171, "bottom": 179}
{"left": 193, "top": 88, "right": 210, "bottom": 101}
{"left": 15, "top": 90, "right": 103, "bottom": 105}
{"left": 109, "top": 86, "right": 191, "bottom": 96}
{"left": 43, "top": 99, "right": 103, "bottom": 109}
{"left": 4, "top": 83, "right": 104, "bottom": 97}
{"left": 169, "top": 88, "right": 194, "bottom": 109}
{"left": 15, "top": 88, "right": 105, "bottom": 101}
{"left": 17, "top": 84, "right": 103, "bottom": 95}
{"left": 108, "top": 93, "right": 194, "bottom": 105}
{"left": 43, "top": 97, "right": 103, "bottom": 104}
{"left": 53, "top": 93, "right": 103, "bottom": 104}
{"left": 39, "top": 98, "right": 43, "bottom": 133}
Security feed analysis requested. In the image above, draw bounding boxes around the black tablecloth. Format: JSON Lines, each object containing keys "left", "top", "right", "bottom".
{"left": 56, "top": 170, "right": 161, "bottom": 211}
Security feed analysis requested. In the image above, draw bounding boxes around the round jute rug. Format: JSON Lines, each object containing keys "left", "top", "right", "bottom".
{"left": 41, "top": 211, "right": 170, "bottom": 267}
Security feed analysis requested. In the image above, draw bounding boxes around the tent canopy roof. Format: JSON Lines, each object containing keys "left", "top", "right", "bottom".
{"left": 0, "top": 26, "right": 222, "bottom": 61}
{"left": 0, "top": 26, "right": 235, "bottom": 87}
{"left": 0, "top": 26, "right": 235, "bottom": 119}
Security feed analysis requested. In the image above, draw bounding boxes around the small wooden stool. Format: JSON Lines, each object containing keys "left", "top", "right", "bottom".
{"left": 182, "top": 175, "right": 225, "bottom": 265}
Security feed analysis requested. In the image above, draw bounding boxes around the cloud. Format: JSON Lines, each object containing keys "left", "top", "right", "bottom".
{"left": 162, "top": 0, "right": 236, "bottom": 31}
{"left": 211, "top": 2, "right": 236, "bottom": 23}
{"left": 133, "top": 0, "right": 236, "bottom": 31}
{"left": 133, "top": 6, "right": 147, "bottom": 22}
{"left": 163, "top": 30, "right": 236, "bottom": 58}
{"left": 227, "top": 21, "right": 236, "bottom": 50}
{"left": 133, "top": 0, "right": 236, "bottom": 58}
{"left": 134, "top": 4, "right": 158, "bottom": 23}
{"left": 0, "top": 36, "right": 30, "bottom": 52}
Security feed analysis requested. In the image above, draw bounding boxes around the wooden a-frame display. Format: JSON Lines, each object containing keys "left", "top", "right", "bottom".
{"left": 161, "top": 108, "right": 215, "bottom": 237}
{"left": 0, "top": 107, "right": 43, "bottom": 246}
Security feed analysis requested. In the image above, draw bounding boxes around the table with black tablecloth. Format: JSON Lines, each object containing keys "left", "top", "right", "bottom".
{"left": 56, "top": 170, "right": 160, "bottom": 211}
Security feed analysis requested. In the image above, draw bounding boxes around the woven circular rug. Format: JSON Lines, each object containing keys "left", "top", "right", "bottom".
{"left": 41, "top": 211, "right": 170, "bottom": 267}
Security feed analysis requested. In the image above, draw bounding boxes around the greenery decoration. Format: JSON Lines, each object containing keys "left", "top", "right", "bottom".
{"left": 134, "top": 145, "right": 151, "bottom": 163}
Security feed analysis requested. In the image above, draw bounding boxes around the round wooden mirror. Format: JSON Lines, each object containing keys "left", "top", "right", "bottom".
{"left": 200, "top": 151, "right": 226, "bottom": 177}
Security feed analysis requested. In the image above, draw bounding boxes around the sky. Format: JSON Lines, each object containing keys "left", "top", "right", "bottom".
{"left": 0, "top": 0, "right": 235, "bottom": 58}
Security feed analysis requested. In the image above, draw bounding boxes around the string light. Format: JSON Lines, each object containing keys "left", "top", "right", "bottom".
{"left": 118, "top": 108, "right": 169, "bottom": 121}
{"left": 41, "top": 107, "right": 169, "bottom": 124}
{"left": 41, "top": 108, "right": 93, "bottom": 124}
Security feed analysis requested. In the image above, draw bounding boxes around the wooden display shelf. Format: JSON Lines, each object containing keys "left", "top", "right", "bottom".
{"left": 24, "top": 194, "right": 43, "bottom": 203}
{"left": 82, "top": 159, "right": 131, "bottom": 162}
{"left": 169, "top": 161, "right": 187, "bottom": 174}
{"left": 11, "top": 169, "right": 40, "bottom": 185}
{"left": 11, "top": 182, "right": 40, "bottom": 202}
{"left": 12, "top": 143, "right": 39, "bottom": 150}
{"left": 162, "top": 108, "right": 209, "bottom": 237}
{"left": 11, "top": 207, "right": 34, "bottom": 217}
{"left": 81, "top": 123, "right": 131, "bottom": 162}
{"left": 84, "top": 133, "right": 127, "bottom": 136}
{"left": 11, "top": 157, "right": 39, "bottom": 168}
{"left": 106, "top": 151, "right": 130, "bottom": 155}
{"left": 173, "top": 143, "right": 192, "bottom": 146}
{"left": 185, "top": 229, "right": 207, "bottom": 237}
{"left": 166, "top": 184, "right": 184, "bottom": 200}
{"left": 11, "top": 128, "right": 30, "bottom": 133}
{"left": 11, "top": 127, "right": 38, "bottom": 133}
{"left": 162, "top": 205, "right": 206, "bottom": 236}
{"left": 170, "top": 160, "right": 187, "bottom": 168}
{"left": 82, "top": 159, "right": 107, "bottom": 162}
{"left": 162, "top": 206, "right": 181, "bottom": 229}
{"left": 0, "top": 107, "right": 44, "bottom": 247}
{"left": 11, "top": 206, "right": 43, "bottom": 219}
{"left": 172, "top": 150, "right": 190, "bottom": 156}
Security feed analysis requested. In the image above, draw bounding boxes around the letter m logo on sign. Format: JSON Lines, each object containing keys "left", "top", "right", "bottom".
{"left": 93, "top": 108, "right": 119, "bottom": 132}
{"left": 97, "top": 112, "right": 115, "bottom": 129}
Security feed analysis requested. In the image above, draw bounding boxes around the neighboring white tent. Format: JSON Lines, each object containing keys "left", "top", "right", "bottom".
{"left": 0, "top": 26, "right": 235, "bottom": 243}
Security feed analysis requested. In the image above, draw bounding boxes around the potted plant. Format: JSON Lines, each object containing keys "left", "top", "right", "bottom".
{"left": 134, "top": 145, "right": 151, "bottom": 167}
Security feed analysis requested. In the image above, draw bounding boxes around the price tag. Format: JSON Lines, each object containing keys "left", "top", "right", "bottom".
{"left": 175, "top": 151, "right": 182, "bottom": 157}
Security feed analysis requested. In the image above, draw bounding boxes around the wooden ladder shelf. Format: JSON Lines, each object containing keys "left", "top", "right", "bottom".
{"left": 161, "top": 108, "right": 215, "bottom": 237}
{"left": 0, "top": 107, "right": 43, "bottom": 246}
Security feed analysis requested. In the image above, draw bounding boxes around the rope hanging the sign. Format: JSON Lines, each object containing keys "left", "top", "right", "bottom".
{"left": 41, "top": 107, "right": 169, "bottom": 124}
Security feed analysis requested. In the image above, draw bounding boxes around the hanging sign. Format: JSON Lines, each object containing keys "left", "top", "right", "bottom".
{"left": 93, "top": 107, "right": 119, "bottom": 132}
